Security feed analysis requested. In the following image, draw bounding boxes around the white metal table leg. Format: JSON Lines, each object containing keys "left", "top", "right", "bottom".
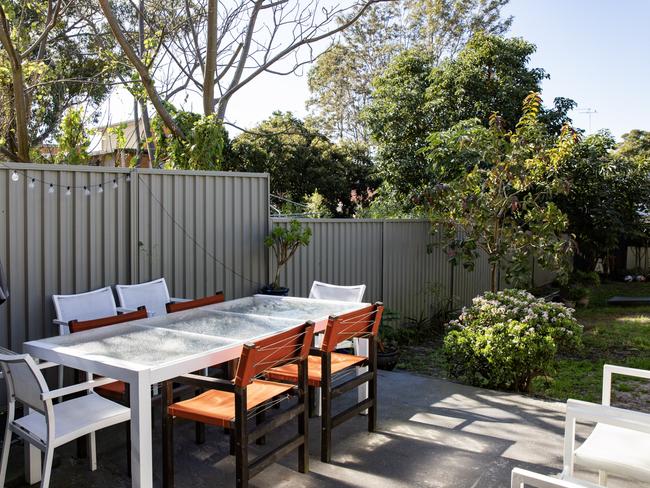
{"left": 24, "top": 407, "right": 42, "bottom": 484}
{"left": 354, "top": 338, "right": 369, "bottom": 415}
{"left": 130, "top": 374, "right": 153, "bottom": 488}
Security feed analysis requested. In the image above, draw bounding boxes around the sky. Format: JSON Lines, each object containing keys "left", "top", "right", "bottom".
{"left": 100, "top": 0, "right": 650, "bottom": 148}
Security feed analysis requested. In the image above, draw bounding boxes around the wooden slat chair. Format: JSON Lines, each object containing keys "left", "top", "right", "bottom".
{"left": 68, "top": 306, "right": 148, "bottom": 475}
{"left": 266, "top": 302, "right": 383, "bottom": 463}
{"left": 165, "top": 291, "right": 225, "bottom": 314}
{"left": 162, "top": 321, "right": 315, "bottom": 488}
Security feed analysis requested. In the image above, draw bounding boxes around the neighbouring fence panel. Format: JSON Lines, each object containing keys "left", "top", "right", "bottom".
{"left": 272, "top": 218, "right": 557, "bottom": 319}
{"left": 627, "top": 246, "right": 650, "bottom": 271}
{"left": 271, "top": 219, "right": 385, "bottom": 302}
{"left": 0, "top": 163, "right": 270, "bottom": 352}
{"left": 136, "top": 170, "right": 269, "bottom": 300}
{"left": 382, "top": 221, "right": 452, "bottom": 318}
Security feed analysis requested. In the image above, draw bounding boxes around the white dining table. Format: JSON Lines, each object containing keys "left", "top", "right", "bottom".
{"left": 22, "top": 294, "right": 368, "bottom": 488}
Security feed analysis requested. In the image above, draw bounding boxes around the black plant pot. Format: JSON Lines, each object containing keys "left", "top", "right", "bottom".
{"left": 259, "top": 285, "right": 290, "bottom": 296}
{"left": 377, "top": 348, "right": 400, "bottom": 371}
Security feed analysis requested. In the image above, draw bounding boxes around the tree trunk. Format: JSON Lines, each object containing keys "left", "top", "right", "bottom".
{"left": 98, "top": 0, "right": 185, "bottom": 140}
{"left": 203, "top": 0, "right": 218, "bottom": 116}
{"left": 0, "top": 6, "right": 29, "bottom": 161}
{"left": 138, "top": 0, "right": 156, "bottom": 166}
{"left": 490, "top": 262, "right": 498, "bottom": 293}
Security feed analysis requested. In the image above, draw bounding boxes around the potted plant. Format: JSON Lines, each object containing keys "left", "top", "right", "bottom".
{"left": 262, "top": 220, "right": 312, "bottom": 296}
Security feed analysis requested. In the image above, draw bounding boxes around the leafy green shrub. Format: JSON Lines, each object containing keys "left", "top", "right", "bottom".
{"left": 571, "top": 270, "right": 600, "bottom": 288}
{"left": 444, "top": 289, "right": 582, "bottom": 392}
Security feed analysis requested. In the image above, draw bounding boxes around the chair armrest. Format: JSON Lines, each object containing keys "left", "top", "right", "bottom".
{"left": 171, "top": 373, "right": 235, "bottom": 392}
{"left": 566, "top": 399, "right": 650, "bottom": 434}
{"left": 37, "top": 361, "right": 59, "bottom": 370}
{"left": 41, "top": 376, "right": 118, "bottom": 400}
{"left": 511, "top": 468, "right": 601, "bottom": 488}
{"left": 53, "top": 319, "right": 67, "bottom": 326}
{"left": 602, "top": 364, "right": 650, "bottom": 406}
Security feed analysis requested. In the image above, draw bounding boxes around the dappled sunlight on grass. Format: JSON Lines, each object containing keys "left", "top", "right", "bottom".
{"left": 615, "top": 315, "right": 650, "bottom": 324}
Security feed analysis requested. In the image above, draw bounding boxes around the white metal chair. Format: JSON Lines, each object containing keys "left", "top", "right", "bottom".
{"left": 51, "top": 286, "right": 127, "bottom": 389}
{"left": 308, "top": 281, "right": 367, "bottom": 416}
{"left": 562, "top": 364, "right": 650, "bottom": 486}
{"left": 309, "top": 281, "right": 366, "bottom": 303}
{"left": 115, "top": 277, "right": 189, "bottom": 317}
{"left": 511, "top": 468, "right": 603, "bottom": 488}
{"left": 0, "top": 352, "right": 130, "bottom": 488}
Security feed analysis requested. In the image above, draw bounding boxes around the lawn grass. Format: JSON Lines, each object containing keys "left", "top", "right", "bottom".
{"left": 398, "top": 282, "right": 650, "bottom": 407}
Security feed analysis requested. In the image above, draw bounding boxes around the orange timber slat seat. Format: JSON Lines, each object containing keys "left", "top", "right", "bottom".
{"left": 165, "top": 291, "right": 225, "bottom": 314}
{"left": 168, "top": 380, "right": 293, "bottom": 428}
{"left": 268, "top": 353, "right": 367, "bottom": 387}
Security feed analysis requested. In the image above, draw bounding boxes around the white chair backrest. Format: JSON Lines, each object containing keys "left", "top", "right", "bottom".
{"left": 0, "top": 353, "right": 50, "bottom": 415}
{"left": 309, "top": 281, "right": 366, "bottom": 303}
{"left": 52, "top": 286, "right": 117, "bottom": 323}
{"left": 115, "top": 278, "right": 171, "bottom": 317}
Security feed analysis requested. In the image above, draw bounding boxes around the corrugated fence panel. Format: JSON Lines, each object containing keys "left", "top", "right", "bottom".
{"left": 272, "top": 219, "right": 384, "bottom": 301}
{"left": 0, "top": 164, "right": 270, "bottom": 352}
{"left": 271, "top": 219, "right": 557, "bottom": 319}
{"left": 0, "top": 163, "right": 133, "bottom": 351}
{"left": 382, "top": 221, "right": 452, "bottom": 319}
{"left": 135, "top": 169, "right": 269, "bottom": 301}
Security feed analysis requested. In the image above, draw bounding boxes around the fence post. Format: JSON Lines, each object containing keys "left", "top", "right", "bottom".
{"left": 129, "top": 169, "right": 139, "bottom": 284}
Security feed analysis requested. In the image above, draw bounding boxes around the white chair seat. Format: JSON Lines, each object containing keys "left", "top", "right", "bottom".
{"left": 574, "top": 423, "right": 650, "bottom": 482}
{"left": 14, "top": 393, "right": 130, "bottom": 447}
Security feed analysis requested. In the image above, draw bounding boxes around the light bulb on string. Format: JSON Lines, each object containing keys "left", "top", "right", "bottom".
{"left": 126, "top": 174, "right": 131, "bottom": 182}
{"left": 97, "top": 184, "right": 103, "bottom": 194}
{"left": 28, "top": 178, "right": 35, "bottom": 189}
{"left": 113, "top": 179, "right": 118, "bottom": 189}
{"left": 11, "top": 171, "right": 19, "bottom": 182}
{"left": 48, "top": 184, "right": 55, "bottom": 194}
{"left": 84, "top": 186, "right": 90, "bottom": 197}
{"left": 65, "top": 186, "right": 71, "bottom": 196}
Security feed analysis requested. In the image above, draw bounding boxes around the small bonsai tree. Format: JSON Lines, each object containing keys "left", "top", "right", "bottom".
{"left": 265, "top": 220, "right": 312, "bottom": 290}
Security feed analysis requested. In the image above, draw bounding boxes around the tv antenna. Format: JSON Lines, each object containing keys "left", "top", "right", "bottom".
{"left": 577, "top": 108, "right": 597, "bottom": 132}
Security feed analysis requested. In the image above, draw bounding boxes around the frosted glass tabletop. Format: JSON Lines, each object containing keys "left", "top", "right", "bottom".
{"left": 140, "top": 308, "right": 302, "bottom": 341}
{"left": 37, "top": 323, "right": 235, "bottom": 367}
{"left": 205, "top": 295, "right": 366, "bottom": 319}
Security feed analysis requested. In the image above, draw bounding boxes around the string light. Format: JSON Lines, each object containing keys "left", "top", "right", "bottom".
{"left": 126, "top": 174, "right": 131, "bottom": 182}
{"left": 84, "top": 186, "right": 90, "bottom": 196}
{"left": 97, "top": 184, "right": 103, "bottom": 194}
{"left": 48, "top": 184, "right": 55, "bottom": 194}
{"left": 28, "top": 178, "right": 35, "bottom": 189}
{"left": 113, "top": 179, "right": 118, "bottom": 189}
{"left": 66, "top": 187, "right": 71, "bottom": 196}
{"left": 11, "top": 171, "right": 19, "bottom": 182}
{"left": 2, "top": 165, "right": 131, "bottom": 194}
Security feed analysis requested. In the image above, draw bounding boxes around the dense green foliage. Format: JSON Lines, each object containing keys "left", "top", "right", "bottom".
{"left": 615, "top": 129, "right": 650, "bottom": 161}
{"left": 555, "top": 132, "right": 650, "bottom": 270}
{"left": 444, "top": 289, "right": 582, "bottom": 392}
{"left": 55, "top": 108, "right": 90, "bottom": 165}
{"left": 307, "top": 0, "right": 512, "bottom": 141}
{"left": 152, "top": 104, "right": 228, "bottom": 170}
{"left": 228, "top": 112, "right": 376, "bottom": 216}
{"left": 364, "top": 33, "right": 574, "bottom": 202}
{"left": 421, "top": 93, "right": 576, "bottom": 290}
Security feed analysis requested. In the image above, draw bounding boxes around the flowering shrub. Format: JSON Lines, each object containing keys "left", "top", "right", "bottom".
{"left": 444, "top": 289, "right": 582, "bottom": 392}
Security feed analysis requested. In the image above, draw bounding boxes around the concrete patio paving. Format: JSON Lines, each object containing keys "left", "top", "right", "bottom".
{"left": 4, "top": 370, "right": 643, "bottom": 487}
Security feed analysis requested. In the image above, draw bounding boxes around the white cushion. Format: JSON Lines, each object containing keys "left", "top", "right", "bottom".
{"left": 116, "top": 278, "right": 171, "bottom": 317}
{"left": 14, "top": 393, "right": 130, "bottom": 446}
{"left": 574, "top": 422, "right": 650, "bottom": 482}
{"left": 308, "top": 281, "right": 366, "bottom": 303}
